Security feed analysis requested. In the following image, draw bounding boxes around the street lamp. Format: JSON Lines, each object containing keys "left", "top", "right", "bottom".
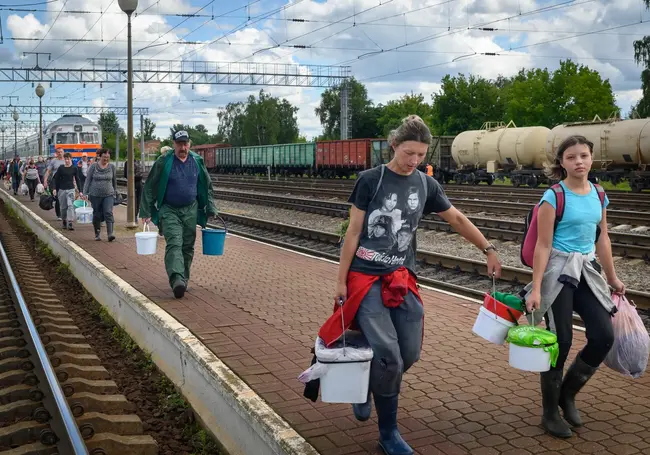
{"left": 35, "top": 83, "right": 45, "bottom": 157}
{"left": 119, "top": 0, "right": 138, "bottom": 228}
{"left": 12, "top": 110, "right": 19, "bottom": 157}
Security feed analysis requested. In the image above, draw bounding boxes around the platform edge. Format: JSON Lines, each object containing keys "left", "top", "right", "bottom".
{"left": 0, "top": 191, "right": 319, "bottom": 455}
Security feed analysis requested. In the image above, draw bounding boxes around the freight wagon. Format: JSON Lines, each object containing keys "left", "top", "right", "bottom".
{"left": 273, "top": 142, "right": 315, "bottom": 176}
{"left": 193, "top": 143, "right": 232, "bottom": 170}
{"left": 215, "top": 146, "right": 242, "bottom": 173}
{"left": 316, "top": 139, "right": 371, "bottom": 177}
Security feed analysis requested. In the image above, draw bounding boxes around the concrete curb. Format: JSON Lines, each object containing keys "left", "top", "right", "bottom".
{"left": 0, "top": 190, "right": 319, "bottom": 455}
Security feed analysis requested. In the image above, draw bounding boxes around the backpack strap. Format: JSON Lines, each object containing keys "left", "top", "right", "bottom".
{"left": 370, "top": 164, "right": 385, "bottom": 203}
{"left": 418, "top": 170, "right": 429, "bottom": 202}
{"left": 550, "top": 183, "right": 565, "bottom": 226}
{"left": 593, "top": 183, "right": 606, "bottom": 208}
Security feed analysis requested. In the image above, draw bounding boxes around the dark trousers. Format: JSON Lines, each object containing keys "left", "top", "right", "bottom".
{"left": 545, "top": 277, "right": 615, "bottom": 370}
{"left": 25, "top": 178, "right": 38, "bottom": 200}
{"left": 89, "top": 195, "right": 115, "bottom": 224}
{"left": 135, "top": 179, "right": 142, "bottom": 219}
{"left": 12, "top": 175, "right": 20, "bottom": 194}
{"left": 55, "top": 197, "right": 61, "bottom": 217}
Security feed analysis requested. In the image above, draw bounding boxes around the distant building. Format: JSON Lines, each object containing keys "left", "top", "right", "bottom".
{"left": 143, "top": 139, "right": 161, "bottom": 155}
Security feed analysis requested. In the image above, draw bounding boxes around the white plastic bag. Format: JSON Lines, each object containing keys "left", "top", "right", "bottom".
{"left": 604, "top": 294, "right": 650, "bottom": 379}
{"left": 36, "top": 183, "right": 44, "bottom": 194}
{"left": 20, "top": 183, "right": 28, "bottom": 195}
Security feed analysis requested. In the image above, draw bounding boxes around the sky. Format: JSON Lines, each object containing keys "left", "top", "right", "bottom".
{"left": 0, "top": 0, "right": 648, "bottom": 143}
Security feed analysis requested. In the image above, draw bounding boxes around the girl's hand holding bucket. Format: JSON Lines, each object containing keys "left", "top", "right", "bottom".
{"left": 526, "top": 289, "right": 541, "bottom": 313}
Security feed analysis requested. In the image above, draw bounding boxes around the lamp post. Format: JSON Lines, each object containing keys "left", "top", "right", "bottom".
{"left": 1, "top": 126, "right": 5, "bottom": 160}
{"left": 12, "top": 110, "right": 19, "bottom": 157}
{"left": 35, "top": 84, "right": 45, "bottom": 156}
{"left": 119, "top": 0, "right": 138, "bottom": 228}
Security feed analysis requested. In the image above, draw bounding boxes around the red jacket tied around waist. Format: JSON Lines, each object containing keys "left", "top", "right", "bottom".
{"left": 318, "top": 267, "right": 423, "bottom": 347}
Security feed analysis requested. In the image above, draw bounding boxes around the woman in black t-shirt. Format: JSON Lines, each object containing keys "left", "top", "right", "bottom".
{"left": 333, "top": 115, "right": 502, "bottom": 455}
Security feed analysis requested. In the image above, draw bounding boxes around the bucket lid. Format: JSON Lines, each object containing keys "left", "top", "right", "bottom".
{"left": 491, "top": 292, "right": 525, "bottom": 311}
{"left": 507, "top": 326, "right": 559, "bottom": 368}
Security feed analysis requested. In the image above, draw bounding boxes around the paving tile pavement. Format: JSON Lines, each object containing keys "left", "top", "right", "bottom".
{"left": 13, "top": 194, "right": 650, "bottom": 455}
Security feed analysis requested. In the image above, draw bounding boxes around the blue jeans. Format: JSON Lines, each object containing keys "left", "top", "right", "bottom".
{"left": 355, "top": 280, "right": 424, "bottom": 398}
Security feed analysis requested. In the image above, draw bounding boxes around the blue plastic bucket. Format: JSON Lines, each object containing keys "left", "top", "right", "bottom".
{"left": 202, "top": 215, "right": 227, "bottom": 256}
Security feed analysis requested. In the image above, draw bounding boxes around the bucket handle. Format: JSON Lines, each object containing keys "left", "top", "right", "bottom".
{"left": 338, "top": 297, "right": 346, "bottom": 357}
{"left": 210, "top": 214, "right": 228, "bottom": 233}
{"left": 142, "top": 223, "right": 150, "bottom": 233}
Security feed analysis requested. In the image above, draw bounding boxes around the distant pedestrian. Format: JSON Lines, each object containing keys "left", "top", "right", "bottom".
{"left": 124, "top": 158, "right": 144, "bottom": 223}
{"left": 83, "top": 148, "right": 117, "bottom": 241}
{"left": 140, "top": 130, "right": 218, "bottom": 299}
{"left": 78, "top": 152, "right": 90, "bottom": 190}
{"left": 36, "top": 156, "right": 46, "bottom": 183}
{"left": 53, "top": 152, "right": 83, "bottom": 231}
{"left": 9, "top": 156, "right": 24, "bottom": 195}
{"left": 43, "top": 148, "right": 66, "bottom": 220}
{"left": 22, "top": 159, "right": 42, "bottom": 201}
{"left": 322, "top": 115, "right": 502, "bottom": 455}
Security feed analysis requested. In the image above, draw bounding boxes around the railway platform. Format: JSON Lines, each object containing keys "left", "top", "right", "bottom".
{"left": 5, "top": 192, "right": 650, "bottom": 455}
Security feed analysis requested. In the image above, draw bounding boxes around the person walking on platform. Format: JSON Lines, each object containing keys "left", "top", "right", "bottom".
{"left": 321, "top": 115, "right": 502, "bottom": 455}
{"left": 36, "top": 156, "right": 46, "bottom": 183}
{"left": 43, "top": 148, "right": 66, "bottom": 220}
{"left": 77, "top": 152, "right": 90, "bottom": 191}
{"left": 83, "top": 148, "right": 117, "bottom": 242}
{"left": 9, "top": 156, "right": 24, "bottom": 195}
{"left": 22, "top": 159, "right": 42, "bottom": 201}
{"left": 53, "top": 152, "right": 83, "bottom": 231}
{"left": 523, "top": 135, "right": 623, "bottom": 439}
{"left": 123, "top": 156, "right": 144, "bottom": 224}
{"left": 140, "top": 130, "right": 217, "bottom": 299}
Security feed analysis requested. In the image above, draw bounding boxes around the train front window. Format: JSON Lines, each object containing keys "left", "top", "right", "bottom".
{"left": 79, "top": 132, "right": 98, "bottom": 144}
{"left": 56, "top": 132, "right": 77, "bottom": 144}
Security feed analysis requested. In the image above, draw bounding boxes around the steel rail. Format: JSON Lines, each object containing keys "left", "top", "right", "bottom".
{"left": 0, "top": 239, "right": 89, "bottom": 454}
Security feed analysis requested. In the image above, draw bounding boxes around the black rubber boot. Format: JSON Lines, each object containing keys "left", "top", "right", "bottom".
{"left": 93, "top": 219, "right": 101, "bottom": 241}
{"left": 106, "top": 222, "right": 115, "bottom": 242}
{"left": 540, "top": 370, "right": 573, "bottom": 438}
{"left": 172, "top": 278, "right": 186, "bottom": 299}
{"left": 559, "top": 355, "right": 597, "bottom": 427}
{"left": 352, "top": 390, "right": 372, "bottom": 422}
{"left": 374, "top": 394, "right": 413, "bottom": 455}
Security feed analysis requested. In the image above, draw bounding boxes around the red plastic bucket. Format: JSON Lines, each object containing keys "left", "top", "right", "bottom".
{"left": 483, "top": 294, "right": 523, "bottom": 324}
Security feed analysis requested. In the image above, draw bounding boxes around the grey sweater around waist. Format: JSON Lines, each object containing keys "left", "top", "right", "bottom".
{"left": 521, "top": 248, "right": 616, "bottom": 328}
{"left": 83, "top": 163, "right": 116, "bottom": 197}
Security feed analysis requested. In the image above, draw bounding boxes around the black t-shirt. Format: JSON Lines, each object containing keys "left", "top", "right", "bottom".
{"left": 348, "top": 165, "right": 452, "bottom": 276}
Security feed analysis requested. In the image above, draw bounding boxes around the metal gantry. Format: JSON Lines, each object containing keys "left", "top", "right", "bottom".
{"left": 0, "top": 105, "right": 150, "bottom": 116}
{"left": 0, "top": 59, "right": 351, "bottom": 87}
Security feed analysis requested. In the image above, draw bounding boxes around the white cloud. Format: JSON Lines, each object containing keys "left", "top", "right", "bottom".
{"left": 1, "top": 0, "right": 647, "bottom": 140}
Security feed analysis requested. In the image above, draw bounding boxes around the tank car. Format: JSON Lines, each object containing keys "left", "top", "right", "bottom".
{"left": 547, "top": 117, "right": 650, "bottom": 191}
{"left": 451, "top": 121, "right": 551, "bottom": 186}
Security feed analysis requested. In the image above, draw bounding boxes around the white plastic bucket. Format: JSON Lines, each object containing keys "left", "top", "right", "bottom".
{"left": 135, "top": 224, "right": 158, "bottom": 255}
{"left": 315, "top": 333, "right": 373, "bottom": 404}
{"left": 75, "top": 207, "right": 93, "bottom": 224}
{"left": 319, "top": 357, "right": 372, "bottom": 403}
{"left": 472, "top": 306, "right": 515, "bottom": 345}
{"left": 509, "top": 343, "right": 551, "bottom": 372}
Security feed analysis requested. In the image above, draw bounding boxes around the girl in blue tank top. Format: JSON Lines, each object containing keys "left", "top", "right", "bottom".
{"left": 524, "top": 135, "right": 625, "bottom": 440}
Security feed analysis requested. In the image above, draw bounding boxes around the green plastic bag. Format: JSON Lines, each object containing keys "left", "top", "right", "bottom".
{"left": 491, "top": 292, "right": 525, "bottom": 311}
{"left": 507, "top": 326, "right": 559, "bottom": 368}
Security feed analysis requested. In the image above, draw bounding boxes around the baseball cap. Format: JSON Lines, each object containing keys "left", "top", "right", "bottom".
{"left": 173, "top": 130, "right": 190, "bottom": 142}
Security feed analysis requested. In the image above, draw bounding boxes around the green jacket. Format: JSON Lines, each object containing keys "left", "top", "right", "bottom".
{"left": 139, "top": 150, "right": 217, "bottom": 228}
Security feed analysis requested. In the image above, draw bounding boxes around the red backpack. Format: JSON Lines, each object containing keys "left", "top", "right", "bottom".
{"left": 520, "top": 183, "right": 606, "bottom": 268}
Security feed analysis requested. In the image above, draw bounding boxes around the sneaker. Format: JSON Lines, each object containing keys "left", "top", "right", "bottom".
{"left": 172, "top": 279, "right": 187, "bottom": 299}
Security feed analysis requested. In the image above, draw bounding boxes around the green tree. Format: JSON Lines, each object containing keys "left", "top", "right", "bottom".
{"left": 167, "top": 124, "right": 220, "bottom": 146}
{"left": 630, "top": 69, "right": 650, "bottom": 118}
{"left": 431, "top": 74, "right": 506, "bottom": 135}
{"left": 135, "top": 117, "right": 156, "bottom": 141}
{"left": 315, "top": 77, "right": 381, "bottom": 139}
{"left": 98, "top": 111, "right": 120, "bottom": 136}
{"left": 217, "top": 90, "right": 299, "bottom": 146}
{"left": 632, "top": 1, "right": 650, "bottom": 116}
{"left": 376, "top": 93, "right": 433, "bottom": 137}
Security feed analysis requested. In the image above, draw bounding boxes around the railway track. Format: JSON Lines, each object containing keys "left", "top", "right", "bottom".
{"left": 214, "top": 190, "right": 650, "bottom": 259}
{"left": 0, "top": 221, "right": 158, "bottom": 454}
{"left": 213, "top": 178, "right": 650, "bottom": 211}
{"left": 213, "top": 182, "right": 650, "bottom": 225}
{"left": 213, "top": 174, "right": 650, "bottom": 197}
{"left": 212, "top": 212, "right": 650, "bottom": 315}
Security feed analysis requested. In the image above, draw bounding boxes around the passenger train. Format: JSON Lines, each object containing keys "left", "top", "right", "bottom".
{"left": 15, "top": 115, "right": 101, "bottom": 163}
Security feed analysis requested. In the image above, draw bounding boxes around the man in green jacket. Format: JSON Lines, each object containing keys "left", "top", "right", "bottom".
{"left": 140, "top": 130, "right": 218, "bottom": 298}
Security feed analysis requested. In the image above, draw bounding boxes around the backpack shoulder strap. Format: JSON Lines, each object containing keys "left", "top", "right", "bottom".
{"left": 593, "top": 183, "right": 606, "bottom": 208}
{"left": 418, "top": 170, "right": 429, "bottom": 202}
{"left": 370, "top": 165, "right": 385, "bottom": 203}
{"left": 550, "top": 183, "right": 565, "bottom": 224}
